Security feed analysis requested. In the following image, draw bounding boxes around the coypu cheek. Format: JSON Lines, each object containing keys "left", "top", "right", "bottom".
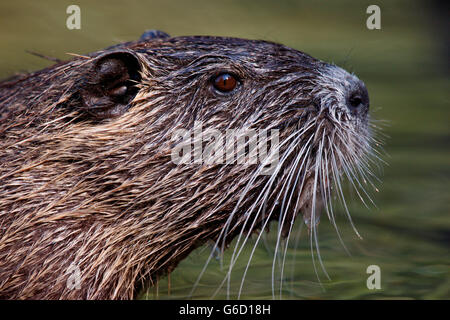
{"left": 79, "top": 50, "right": 141, "bottom": 119}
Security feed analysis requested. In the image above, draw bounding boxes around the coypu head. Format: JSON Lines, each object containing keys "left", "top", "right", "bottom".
{"left": 0, "top": 30, "right": 380, "bottom": 299}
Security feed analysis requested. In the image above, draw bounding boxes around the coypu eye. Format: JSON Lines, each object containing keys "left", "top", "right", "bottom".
{"left": 213, "top": 73, "right": 238, "bottom": 93}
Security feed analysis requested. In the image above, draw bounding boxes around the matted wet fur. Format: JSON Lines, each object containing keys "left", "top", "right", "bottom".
{"left": 0, "top": 30, "right": 382, "bottom": 299}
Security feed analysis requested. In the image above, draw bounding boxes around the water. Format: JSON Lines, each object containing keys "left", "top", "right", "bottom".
{"left": 1, "top": 0, "right": 448, "bottom": 300}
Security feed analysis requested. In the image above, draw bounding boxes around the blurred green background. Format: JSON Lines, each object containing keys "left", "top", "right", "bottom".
{"left": 0, "top": 0, "right": 448, "bottom": 299}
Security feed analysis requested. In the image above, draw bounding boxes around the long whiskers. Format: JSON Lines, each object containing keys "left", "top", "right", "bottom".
{"left": 189, "top": 104, "right": 382, "bottom": 300}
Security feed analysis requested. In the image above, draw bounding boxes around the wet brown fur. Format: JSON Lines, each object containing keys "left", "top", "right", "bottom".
{"left": 0, "top": 34, "right": 372, "bottom": 299}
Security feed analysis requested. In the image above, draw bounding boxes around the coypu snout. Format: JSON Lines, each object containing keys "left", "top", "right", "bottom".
{"left": 347, "top": 80, "right": 369, "bottom": 114}
{"left": 313, "top": 64, "right": 370, "bottom": 119}
{"left": 0, "top": 30, "right": 380, "bottom": 299}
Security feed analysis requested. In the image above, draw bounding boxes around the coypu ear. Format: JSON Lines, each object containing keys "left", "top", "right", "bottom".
{"left": 139, "top": 29, "right": 170, "bottom": 41}
{"left": 79, "top": 50, "right": 141, "bottom": 119}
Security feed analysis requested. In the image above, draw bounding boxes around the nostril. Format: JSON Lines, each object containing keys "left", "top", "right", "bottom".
{"left": 347, "top": 80, "right": 369, "bottom": 112}
{"left": 349, "top": 95, "right": 362, "bottom": 109}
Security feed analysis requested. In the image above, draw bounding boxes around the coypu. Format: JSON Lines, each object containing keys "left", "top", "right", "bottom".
{"left": 0, "top": 30, "right": 379, "bottom": 299}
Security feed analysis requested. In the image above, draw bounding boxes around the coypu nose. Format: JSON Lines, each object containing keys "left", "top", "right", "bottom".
{"left": 347, "top": 80, "right": 369, "bottom": 113}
